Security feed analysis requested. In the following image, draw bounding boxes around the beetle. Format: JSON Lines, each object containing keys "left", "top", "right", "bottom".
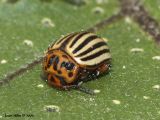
{"left": 42, "top": 31, "right": 111, "bottom": 94}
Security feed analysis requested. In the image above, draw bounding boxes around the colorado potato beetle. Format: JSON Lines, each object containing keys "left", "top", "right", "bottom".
{"left": 42, "top": 31, "right": 111, "bottom": 93}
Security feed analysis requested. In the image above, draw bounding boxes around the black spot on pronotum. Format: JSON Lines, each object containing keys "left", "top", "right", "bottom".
{"left": 53, "top": 56, "right": 59, "bottom": 70}
{"left": 61, "top": 62, "right": 66, "bottom": 68}
{"left": 65, "top": 62, "right": 75, "bottom": 70}
{"left": 55, "top": 56, "right": 59, "bottom": 64}
{"left": 61, "top": 62, "right": 75, "bottom": 70}
{"left": 55, "top": 75, "right": 66, "bottom": 85}
{"left": 57, "top": 70, "right": 62, "bottom": 74}
{"left": 53, "top": 64, "right": 57, "bottom": 70}
{"left": 49, "top": 57, "right": 55, "bottom": 65}
{"left": 68, "top": 72, "right": 73, "bottom": 77}
{"left": 51, "top": 76, "right": 55, "bottom": 82}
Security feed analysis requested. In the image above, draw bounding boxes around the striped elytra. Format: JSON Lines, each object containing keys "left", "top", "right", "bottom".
{"left": 42, "top": 31, "right": 111, "bottom": 89}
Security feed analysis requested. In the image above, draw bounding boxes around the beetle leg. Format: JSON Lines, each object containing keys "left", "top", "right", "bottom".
{"left": 76, "top": 86, "right": 95, "bottom": 95}
{"left": 62, "top": 82, "right": 95, "bottom": 95}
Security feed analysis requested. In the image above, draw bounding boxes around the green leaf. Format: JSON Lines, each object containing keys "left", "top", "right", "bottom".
{"left": 0, "top": 0, "right": 160, "bottom": 120}
{"left": 143, "top": 0, "right": 160, "bottom": 21}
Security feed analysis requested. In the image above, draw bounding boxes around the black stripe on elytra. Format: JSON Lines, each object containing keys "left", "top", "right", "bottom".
{"left": 81, "top": 49, "right": 109, "bottom": 61}
{"left": 50, "top": 43, "right": 55, "bottom": 48}
{"left": 50, "top": 34, "right": 72, "bottom": 48}
{"left": 56, "top": 33, "right": 73, "bottom": 45}
{"left": 75, "top": 42, "right": 108, "bottom": 57}
{"left": 72, "top": 35, "right": 98, "bottom": 54}
{"left": 69, "top": 32, "right": 90, "bottom": 48}
{"left": 60, "top": 33, "right": 78, "bottom": 48}
{"left": 83, "top": 58, "right": 111, "bottom": 68}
